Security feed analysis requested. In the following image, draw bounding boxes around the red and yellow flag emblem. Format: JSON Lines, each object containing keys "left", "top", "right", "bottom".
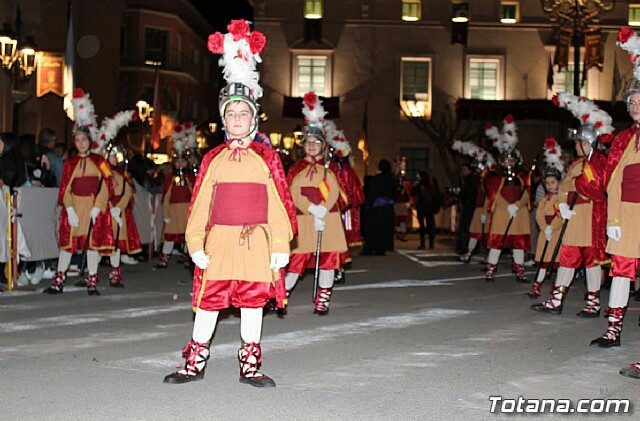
{"left": 582, "top": 161, "right": 595, "bottom": 182}
{"left": 318, "top": 178, "right": 331, "bottom": 202}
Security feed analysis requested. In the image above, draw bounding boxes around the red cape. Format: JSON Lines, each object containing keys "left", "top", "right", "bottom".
{"left": 604, "top": 126, "right": 638, "bottom": 188}
{"left": 187, "top": 141, "right": 297, "bottom": 308}
{"left": 287, "top": 158, "right": 349, "bottom": 208}
{"left": 57, "top": 153, "right": 114, "bottom": 205}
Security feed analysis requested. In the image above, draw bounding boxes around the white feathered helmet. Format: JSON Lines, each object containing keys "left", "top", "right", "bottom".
{"left": 208, "top": 19, "right": 266, "bottom": 139}
{"left": 552, "top": 93, "right": 614, "bottom": 145}
{"left": 542, "top": 137, "right": 564, "bottom": 180}
{"left": 301, "top": 91, "right": 327, "bottom": 143}
{"left": 485, "top": 114, "right": 521, "bottom": 167}
{"left": 451, "top": 140, "right": 496, "bottom": 171}
{"left": 617, "top": 27, "right": 640, "bottom": 103}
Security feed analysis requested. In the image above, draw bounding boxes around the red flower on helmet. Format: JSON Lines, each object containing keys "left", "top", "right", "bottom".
{"left": 73, "top": 88, "right": 85, "bottom": 98}
{"left": 544, "top": 137, "right": 557, "bottom": 150}
{"left": 504, "top": 114, "right": 515, "bottom": 123}
{"left": 174, "top": 124, "right": 183, "bottom": 133}
{"left": 594, "top": 121, "right": 602, "bottom": 129}
{"left": 227, "top": 19, "right": 250, "bottom": 41}
{"left": 249, "top": 31, "right": 266, "bottom": 54}
{"left": 618, "top": 27, "right": 635, "bottom": 44}
{"left": 551, "top": 94, "right": 560, "bottom": 107}
{"left": 581, "top": 113, "right": 590, "bottom": 123}
{"left": 484, "top": 123, "right": 494, "bottom": 130}
{"left": 208, "top": 32, "right": 224, "bottom": 54}
{"left": 184, "top": 122, "right": 193, "bottom": 129}
{"left": 303, "top": 92, "right": 317, "bottom": 110}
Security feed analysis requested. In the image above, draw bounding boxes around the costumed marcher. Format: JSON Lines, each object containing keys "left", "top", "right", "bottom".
{"left": 284, "top": 92, "right": 348, "bottom": 315}
{"left": 451, "top": 140, "right": 495, "bottom": 263}
{"left": 483, "top": 115, "right": 531, "bottom": 282}
{"left": 531, "top": 93, "right": 610, "bottom": 319}
{"left": 392, "top": 157, "right": 412, "bottom": 242}
{"left": 44, "top": 88, "right": 115, "bottom": 295}
{"left": 163, "top": 20, "right": 296, "bottom": 387}
{"left": 104, "top": 136, "right": 142, "bottom": 287}
{"left": 156, "top": 125, "right": 196, "bottom": 269}
{"left": 324, "top": 119, "right": 364, "bottom": 284}
{"left": 615, "top": 28, "right": 640, "bottom": 377}
{"left": 526, "top": 137, "right": 564, "bottom": 298}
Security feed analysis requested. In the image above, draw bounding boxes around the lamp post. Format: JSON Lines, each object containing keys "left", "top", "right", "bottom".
{"left": 540, "top": 0, "right": 614, "bottom": 96}
{"left": 0, "top": 15, "right": 41, "bottom": 133}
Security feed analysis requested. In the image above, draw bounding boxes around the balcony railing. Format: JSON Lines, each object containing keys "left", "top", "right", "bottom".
{"left": 120, "top": 47, "right": 210, "bottom": 82}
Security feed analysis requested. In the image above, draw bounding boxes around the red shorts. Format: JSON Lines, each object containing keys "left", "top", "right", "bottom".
{"left": 287, "top": 252, "right": 340, "bottom": 275}
{"left": 558, "top": 245, "right": 596, "bottom": 268}
{"left": 610, "top": 255, "right": 640, "bottom": 280}
{"left": 193, "top": 280, "right": 272, "bottom": 311}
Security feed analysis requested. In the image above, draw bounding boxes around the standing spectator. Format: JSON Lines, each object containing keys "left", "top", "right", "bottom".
{"left": 362, "top": 159, "right": 395, "bottom": 255}
{"left": 412, "top": 171, "right": 438, "bottom": 250}
{"left": 455, "top": 164, "right": 477, "bottom": 253}
{"left": 0, "top": 133, "right": 20, "bottom": 190}
{"left": 38, "top": 128, "right": 64, "bottom": 187}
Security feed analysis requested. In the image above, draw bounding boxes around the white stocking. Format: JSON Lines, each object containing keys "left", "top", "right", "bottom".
{"left": 285, "top": 272, "right": 299, "bottom": 291}
{"left": 192, "top": 309, "right": 219, "bottom": 343}
{"left": 585, "top": 266, "right": 602, "bottom": 292}
{"left": 468, "top": 237, "right": 478, "bottom": 252}
{"left": 110, "top": 249, "right": 121, "bottom": 268}
{"left": 240, "top": 307, "right": 263, "bottom": 344}
{"left": 512, "top": 249, "right": 525, "bottom": 265}
{"left": 535, "top": 268, "right": 546, "bottom": 283}
{"left": 487, "top": 248, "right": 501, "bottom": 265}
{"left": 57, "top": 250, "right": 72, "bottom": 273}
{"left": 554, "top": 267, "right": 575, "bottom": 288}
{"left": 609, "top": 276, "right": 631, "bottom": 308}
{"left": 87, "top": 250, "right": 99, "bottom": 275}
{"left": 319, "top": 269, "right": 334, "bottom": 288}
{"left": 162, "top": 241, "right": 174, "bottom": 255}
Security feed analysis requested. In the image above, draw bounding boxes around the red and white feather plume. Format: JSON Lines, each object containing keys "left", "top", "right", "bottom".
{"left": 552, "top": 92, "right": 614, "bottom": 143}
{"left": 451, "top": 140, "right": 496, "bottom": 169}
{"left": 542, "top": 137, "right": 564, "bottom": 175}
{"left": 484, "top": 114, "right": 518, "bottom": 154}
{"left": 324, "top": 119, "right": 351, "bottom": 157}
{"left": 207, "top": 19, "right": 266, "bottom": 100}
{"left": 617, "top": 27, "right": 640, "bottom": 81}
{"left": 98, "top": 110, "right": 137, "bottom": 153}
{"left": 301, "top": 91, "right": 327, "bottom": 126}
{"left": 72, "top": 88, "right": 99, "bottom": 142}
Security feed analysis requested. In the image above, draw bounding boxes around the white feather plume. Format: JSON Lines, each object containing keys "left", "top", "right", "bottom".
{"left": 542, "top": 137, "right": 565, "bottom": 175}
{"left": 554, "top": 92, "right": 614, "bottom": 139}
{"left": 324, "top": 119, "right": 352, "bottom": 157}
{"left": 617, "top": 28, "right": 640, "bottom": 81}
{"left": 301, "top": 91, "right": 327, "bottom": 126}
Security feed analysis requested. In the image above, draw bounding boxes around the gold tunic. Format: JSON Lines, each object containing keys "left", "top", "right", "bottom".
{"left": 186, "top": 148, "right": 291, "bottom": 283}
{"left": 290, "top": 161, "right": 348, "bottom": 254}
{"left": 534, "top": 194, "right": 563, "bottom": 263}
{"left": 558, "top": 159, "right": 592, "bottom": 247}
{"left": 606, "top": 133, "right": 640, "bottom": 258}
{"left": 162, "top": 178, "right": 191, "bottom": 241}
{"left": 61, "top": 157, "right": 109, "bottom": 242}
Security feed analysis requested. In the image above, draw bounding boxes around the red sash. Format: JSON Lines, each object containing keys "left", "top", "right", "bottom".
{"left": 170, "top": 184, "right": 192, "bottom": 203}
{"left": 210, "top": 182, "right": 268, "bottom": 226}
{"left": 71, "top": 176, "right": 100, "bottom": 196}
{"left": 622, "top": 163, "right": 640, "bottom": 203}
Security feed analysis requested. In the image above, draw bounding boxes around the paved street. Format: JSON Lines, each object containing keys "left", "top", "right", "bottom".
{"left": 1, "top": 235, "right": 639, "bottom": 420}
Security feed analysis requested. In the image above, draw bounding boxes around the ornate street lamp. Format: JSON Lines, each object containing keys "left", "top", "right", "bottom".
{"left": 136, "top": 100, "right": 151, "bottom": 122}
{"left": 540, "top": 0, "right": 615, "bottom": 95}
{"left": 0, "top": 23, "right": 18, "bottom": 69}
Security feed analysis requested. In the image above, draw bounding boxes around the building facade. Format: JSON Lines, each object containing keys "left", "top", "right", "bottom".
{"left": 254, "top": 0, "right": 636, "bottom": 183}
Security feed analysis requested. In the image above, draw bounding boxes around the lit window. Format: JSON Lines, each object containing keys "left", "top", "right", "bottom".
{"left": 629, "top": 5, "right": 640, "bottom": 26}
{"left": 291, "top": 51, "right": 331, "bottom": 97}
{"left": 501, "top": 2, "right": 519, "bottom": 24}
{"left": 400, "top": 57, "right": 432, "bottom": 119}
{"left": 553, "top": 63, "right": 588, "bottom": 97}
{"left": 402, "top": 0, "right": 421, "bottom": 22}
{"left": 466, "top": 57, "right": 503, "bottom": 100}
{"left": 452, "top": 2, "right": 469, "bottom": 23}
{"left": 304, "top": 0, "right": 323, "bottom": 19}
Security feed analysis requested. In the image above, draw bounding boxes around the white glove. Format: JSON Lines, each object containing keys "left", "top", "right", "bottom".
{"left": 480, "top": 214, "right": 487, "bottom": 224}
{"left": 558, "top": 203, "right": 575, "bottom": 220}
{"left": 66, "top": 207, "right": 79, "bottom": 227}
{"left": 164, "top": 218, "right": 171, "bottom": 224}
{"left": 190, "top": 250, "right": 210, "bottom": 270}
{"left": 110, "top": 207, "right": 122, "bottom": 227}
{"left": 507, "top": 204, "right": 518, "bottom": 219}
{"left": 90, "top": 207, "right": 101, "bottom": 223}
{"left": 607, "top": 226, "right": 622, "bottom": 242}
{"left": 308, "top": 204, "right": 328, "bottom": 219}
{"left": 270, "top": 253, "right": 289, "bottom": 271}
{"left": 544, "top": 225, "right": 553, "bottom": 242}
{"left": 314, "top": 216, "right": 326, "bottom": 232}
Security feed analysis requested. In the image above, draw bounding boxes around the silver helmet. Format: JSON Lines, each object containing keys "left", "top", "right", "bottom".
{"left": 302, "top": 123, "right": 325, "bottom": 143}
{"left": 218, "top": 82, "right": 259, "bottom": 138}
{"left": 569, "top": 124, "right": 598, "bottom": 146}
{"left": 623, "top": 78, "right": 640, "bottom": 104}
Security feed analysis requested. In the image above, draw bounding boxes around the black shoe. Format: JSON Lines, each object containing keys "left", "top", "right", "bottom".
{"left": 576, "top": 309, "right": 600, "bottom": 318}
{"left": 43, "top": 286, "right": 63, "bottom": 294}
{"left": 620, "top": 366, "right": 640, "bottom": 379}
{"left": 109, "top": 282, "right": 124, "bottom": 288}
{"left": 239, "top": 374, "right": 276, "bottom": 387}
{"left": 530, "top": 303, "right": 562, "bottom": 315}
{"left": 164, "top": 369, "right": 206, "bottom": 384}
{"left": 313, "top": 309, "right": 330, "bottom": 316}
{"left": 334, "top": 270, "right": 346, "bottom": 284}
{"left": 88, "top": 288, "right": 100, "bottom": 296}
{"left": 590, "top": 336, "right": 620, "bottom": 348}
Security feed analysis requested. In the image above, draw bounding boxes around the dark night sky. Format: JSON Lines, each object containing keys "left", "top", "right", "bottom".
{"left": 189, "top": 0, "right": 254, "bottom": 30}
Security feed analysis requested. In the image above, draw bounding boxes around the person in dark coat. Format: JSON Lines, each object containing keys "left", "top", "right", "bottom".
{"left": 362, "top": 159, "right": 395, "bottom": 255}
{"left": 412, "top": 171, "right": 438, "bottom": 249}
{"left": 0, "top": 132, "right": 21, "bottom": 190}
